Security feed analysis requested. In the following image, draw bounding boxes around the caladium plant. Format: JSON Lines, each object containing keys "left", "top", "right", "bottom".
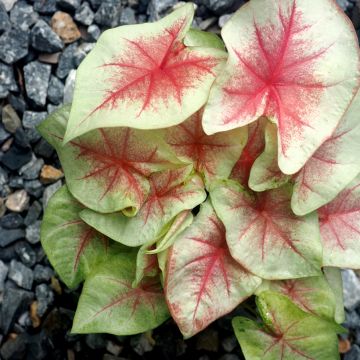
{"left": 38, "top": 1, "right": 360, "bottom": 359}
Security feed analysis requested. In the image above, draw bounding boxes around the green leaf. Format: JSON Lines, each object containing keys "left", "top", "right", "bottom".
{"left": 38, "top": 105, "right": 180, "bottom": 214}
{"left": 210, "top": 180, "right": 322, "bottom": 279}
{"left": 249, "top": 121, "right": 290, "bottom": 191}
{"left": 184, "top": 28, "right": 226, "bottom": 50}
{"left": 63, "top": 3, "right": 227, "bottom": 142}
{"left": 40, "top": 185, "right": 114, "bottom": 288}
{"left": 257, "top": 275, "right": 337, "bottom": 320}
{"left": 165, "top": 201, "right": 261, "bottom": 337}
{"left": 80, "top": 166, "right": 206, "bottom": 246}
{"left": 232, "top": 291, "right": 344, "bottom": 360}
{"left": 72, "top": 252, "right": 169, "bottom": 335}
{"left": 203, "top": 0, "right": 360, "bottom": 175}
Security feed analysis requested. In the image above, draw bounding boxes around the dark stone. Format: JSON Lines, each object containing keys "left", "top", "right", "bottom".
{"left": 0, "top": 228, "right": 25, "bottom": 247}
{"left": 27, "top": 331, "right": 49, "bottom": 360}
{"left": 56, "top": 42, "right": 78, "bottom": 79}
{"left": 0, "top": 243, "right": 17, "bottom": 262}
{"left": 0, "top": 62, "right": 18, "bottom": 99}
{"left": 0, "top": 124, "right": 11, "bottom": 144}
{"left": 1, "top": 145, "right": 32, "bottom": 171}
{"left": 147, "top": 0, "right": 176, "bottom": 21}
{"left": 345, "top": 345, "right": 360, "bottom": 360}
{"left": 0, "top": 27, "right": 29, "bottom": 64}
{"left": 14, "top": 127, "right": 30, "bottom": 148}
{"left": 8, "top": 259, "right": 33, "bottom": 290}
{"left": 88, "top": 0, "right": 102, "bottom": 11}
{"left": 36, "top": 284, "right": 54, "bottom": 317}
{"left": 25, "top": 220, "right": 41, "bottom": 244}
{"left": 7, "top": 94, "right": 26, "bottom": 116}
{"left": 30, "top": 19, "right": 64, "bottom": 53}
{"left": 94, "top": 0, "right": 122, "bottom": 27}
{"left": 15, "top": 241, "right": 37, "bottom": 267}
{"left": 1, "top": 287, "right": 34, "bottom": 334}
{"left": 8, "top": 175, "right": 24, "bottom": 189}
{"left": 0, "top": 333, "right": 28, "bottom": 360}
{"left": 87, "top": 24, "right": 100, "bottom": 42}
{"left": 0, "top": 7, "right": 11, "bottom": 36}
{"left": 0, "top": 260, "right": 8, "bottom": 292}
{"left": 0, "top": 213, "right": 24, "bottom": 229}
{"left": 24, "top": 61, "right": 51, "bottom": 107}
{"left": 24, "top": 201, "right": 42, "bottom": 226}
{"left": 73, "top": 42, "right": 94, "bottom": 67}
{"left": 57, "top": 0, "right": 81, "bottom": 11}
{"left": 204, "top": 0, "right": 238, "bottom": 14}
{"left": 22, "top": 111, "right": 47, "bottom": 143}
{"left": 0, "top": 166, "right": 9, "bottom": 189}
{"left": 74, "top": 2, "right": 94, "bottom": 25}
{"left": 33, "top": 265, "right": 53, "bottom": 283}
{"left": 23, "top": 179, "right": 44, "bottom": 198}
{"left": 120, "top": 7, "right": 136, "bottom": 25}
{"left": 47, "top": 75, "right": 64, "bottom": 105}
{"left": 10, "top": 1, "right": 39, "bottom": 31}
{"left": 344, "top": 310, "right": 360, "bottom": 329}
{"left": 19, "top": 155, "right": 44, "bottom": 180}
{"left": 33, "top": 0, "right": 58, "bottom": 14}
{"left": 85, "top": 334, "right": 107, "bottom": 350}
{"left": 33, "top": 138, "right": 54, "bottom": 159}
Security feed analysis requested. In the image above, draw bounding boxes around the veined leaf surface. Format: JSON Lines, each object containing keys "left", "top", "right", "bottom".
{"left": 203, "top": 0, "right": 360, "bottom": 175}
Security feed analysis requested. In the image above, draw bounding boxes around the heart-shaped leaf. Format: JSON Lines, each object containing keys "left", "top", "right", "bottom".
{"left": 165, "top": 201, "right": 261, "bottom": 338}
{"left": 249, "top": 121, "right": 290, "bottom": 191}
{"left": 41, "top": 185, "right": 112, "bottom": 288}
{"left": 292, "top": 91, "right": 360, "bottom": 216}
{"left": 184, "top": 28, "right": 225, "bottom": 50}
{"left": 133, "top": 243, "right": 159, "bottom": 288}
{"left": 72, "top": 252, "right": 169, "bottom": 335}
{"left": 38, "top": 105, "right": 180, "bottom": 214}
{"left": 233, "top": 291, "right": 344, "bottom": 360}
{"left": 64, "top": 4, "right": 227, "bottom": 142}
{"left": 318, "top": 175, "right": 360, "bottom": 268}
{"left": 258, "top": 275, "right": 336, "bottom": 320}
{"left": 80, "top": 166, "right": 206, "bottom": 246}
{"left": 230, "top": 117, "right": 267, "bottom": 188}
{"left": 210, "top": 180, "right": 322, "bottom": 279}
{"left": 163, "top": 109, "right": 247, "bottom": 185}
{"left": 203, "top": 0, "right": 360, "bottom": 175}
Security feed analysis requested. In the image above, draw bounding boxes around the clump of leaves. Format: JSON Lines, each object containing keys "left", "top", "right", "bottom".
{"left": 38, "top": 1, "right": 360, "bottom": 359}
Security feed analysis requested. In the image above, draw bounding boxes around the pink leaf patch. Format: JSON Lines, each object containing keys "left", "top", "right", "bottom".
{"left": 165, "top": 201, "right": 261, "bottom": 338}
{"left": 203, "top": 0, "right": 360, "bottom": 175}
{"left": 292, "top": 91, "right": 360, "bottom": 215}
{"left": 210, "top": 181, "right": 322, "bottom": 279}
{"left": 64, "top": 4, "right": 227, "bottom": 142}
{"left": 318, "top": 175, "right": 360, "bottom": 268}
{"left": 164, "top": 109, "right": 246, "bottom": 184}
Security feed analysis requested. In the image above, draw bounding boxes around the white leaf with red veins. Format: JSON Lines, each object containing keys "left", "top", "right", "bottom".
{"left": 319, "top": 175, "right": 360, "bottom": 268}
{"left": 203, "top": 0, "right": 360, "bottom": 175}
{"left": 165, "top": 201, "right": 261, "bottom": 338}
{"left": 292, "top": 91, "right": 360, "bottom": 216}
{"left": 163, "top": 109, "right": 247, "bottom": 185}
{"left": 210, "top": 180, "right": 322, "bottom": 279}
{"left": 64, "top": 4, "right": 227, "bottom": 142}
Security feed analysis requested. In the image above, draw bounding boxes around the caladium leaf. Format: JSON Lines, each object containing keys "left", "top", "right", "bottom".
{"left": 63, "top": 4, "right": 227, "bottom": 142}
{"left": 203, "top": 0, "right": 360, "bottom": 175}
{"left": 80, "top": 166, "right": 206, "bottom": 247}
{"left": 230, "top": 117, "right": 267, "bottom": 188}
{"left": 41, "top": 185, "right": 112, "bottom": 288}
{"left": 232, "top": 291, "right": 344, "bottom": 360}
{"left": 38, "top": 105, "right": 180, "bottom": 215}
{"left": 210, "top": 180, "right": 322, "bottom": 279}
{"left": 163, "top": 109, "right": 247, "bottom": 185}
{"left": 257, "top": 275, "right": 336, "bottom": 320}
{"left": 323, "top": 267, "right": 345, "bottom": 324}
{"left": 249, "top": 122, "right": 290, "bottom": 192}
{"left": 133, "top": 243, "right": 159, "bottom": 288}
{"left": 292, "top": 91, "right": 360, "bottom": 216}
{"left": 318, "top": 175, "right": 360, "bottom": 268}
{"left": 72, "top": 252, "right": 169, "bottom": 335}
{"left": 184, "top": 28, "right": 225, "bottom": 50}
{"left": 165, "top": 201, "right": 261, "bottom": 338}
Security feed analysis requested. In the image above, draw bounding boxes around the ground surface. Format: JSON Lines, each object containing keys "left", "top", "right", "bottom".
{"left": 0, "top": 0, "right": 360, "bottom": 359}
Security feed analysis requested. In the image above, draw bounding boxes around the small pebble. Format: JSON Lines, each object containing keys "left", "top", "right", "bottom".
{"left": 10, "top": 1, "right": 39, "bottom": 31}
{"left": 75, "top": 2, "right": 94, "bottom": 26}
{"left": 0, "top": 260, "right": 9, "bottom": 292}
{"left": 94, "top": 0, "right": 122, "bottom": 27}
{"left": 30, "top": 19, "right": 64, "bottom": 53}
{"left": 5, "top": 190, "right": 30, "bottom": 212}
{"left": 1, "top": 0, "right": 17, "bottom": 12}
{"left": 33, "top": 265, "right": 54, "bottom": 283}
{"left": 47, "top": 75, "right": 65, "bottom": 105}
{"left": 63, "top": 69, "right": 76, "bottom": 103}
{"left": 0, "top": 27, "right": 29, "bottom": 64}
{"left": 0, "top": 63, "right": 18, "bottom": 99}
{"left": 87, "top": 24, "right": 100, "bottom": 41}
{"left": 51, "top": 11, "right": 81, "bottom": 44}
{"left": 0, "top": 213, "right": 24, "bottom": 229}
{"left": 342, "top": 270, "right": 360, "bottom": 311}
{"left": 40, "top": 165, "right": 64, "bottom": 184}
{"left": 25, "top": 220, "right": 41, "bottom": 244}
{"left": 57, "top": 0, "right": 81, "bottom": 11}
{"left": 24, "top": 201, "right": 42, "bottom": 226}
{"left": 345, "top": 345, "right": 360, "bottom": 360}
{"left": 43, "top": 180, "right": 62, "bottom": 208}
{"left": 15, "top": 241, "right": 37, "bottom": 267}
{"left": 19, "top": 156, "right": 44, "bottom": 180}
{"left": 2, "top": 104, "right": 21, "bottom": 134}
{"left": 8, "top": 259, "right": 34, "bottom": 290}
{"left": 36, "top": 284, "right": 55, "bottom": 317}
